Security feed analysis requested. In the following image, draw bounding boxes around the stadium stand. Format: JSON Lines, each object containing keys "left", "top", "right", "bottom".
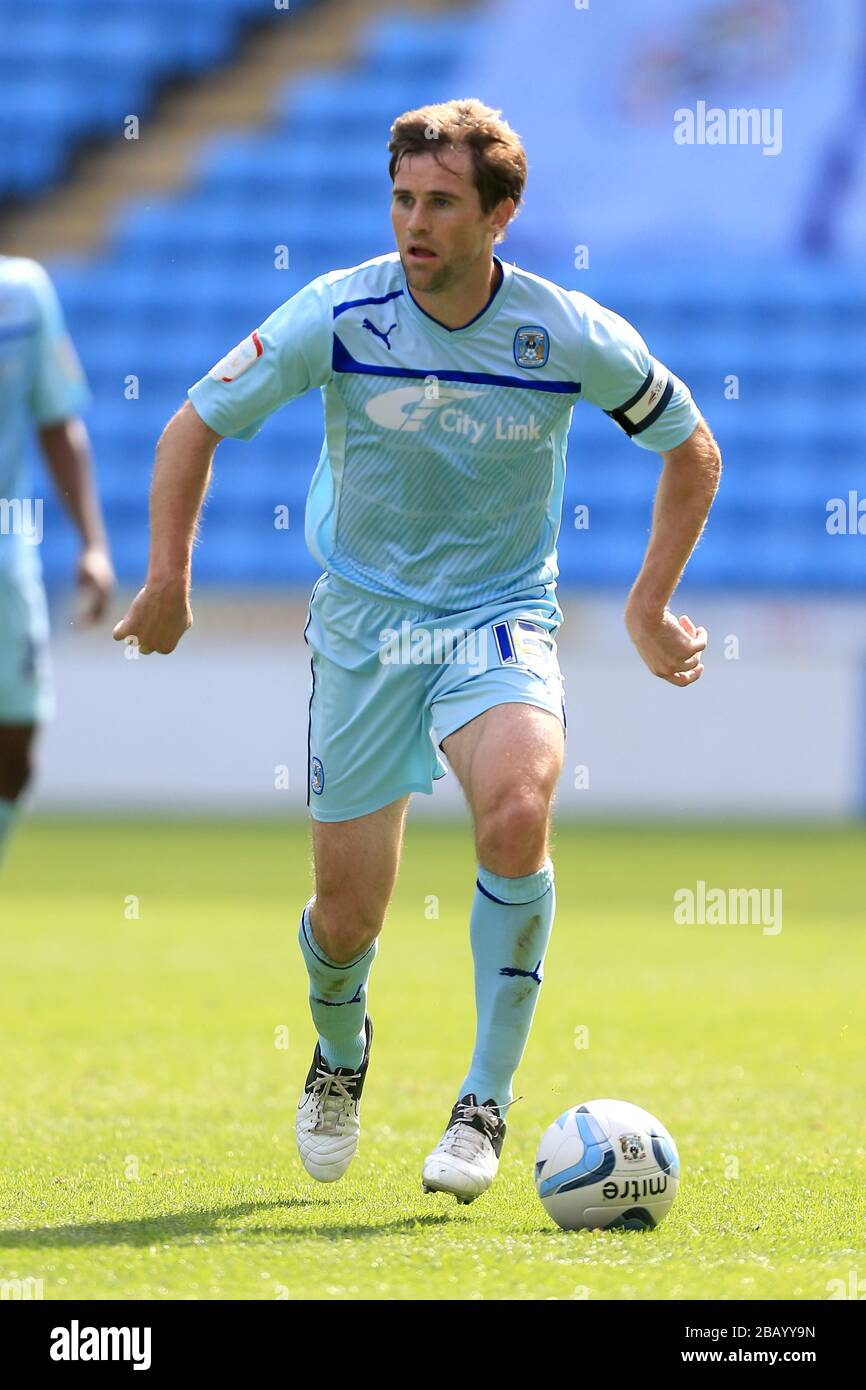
{"left": 0, "top": 0, "right": 312, "bottom": 198}
{"left": 5, "top": 4, "right": 865, "bottom": 592}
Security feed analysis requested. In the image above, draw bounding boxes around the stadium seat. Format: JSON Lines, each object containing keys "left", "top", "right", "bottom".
{"left": 22, "top": 5, "right": 865, "bottom": 595}
{"left": 0, "top": 0, "right": 291, "bottom": 198}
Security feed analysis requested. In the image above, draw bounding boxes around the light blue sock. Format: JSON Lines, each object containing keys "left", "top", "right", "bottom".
{"left": 459, "top": 858, "right": 555, "bottom": 1108}
{"left": 0, "top": 799, "right": 18, "bottom": 868}
{"left": 298, "top": 901, "right": 377, "bottom": 1071}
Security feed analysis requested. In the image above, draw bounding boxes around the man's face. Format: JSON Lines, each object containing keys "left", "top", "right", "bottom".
{"left": 391, "top": 148, "right": 510, "bottom": 294}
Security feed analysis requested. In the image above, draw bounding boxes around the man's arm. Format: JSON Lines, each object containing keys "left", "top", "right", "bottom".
{"left": 112, "top": 400, "right": 221, "bottom": 655}
{"left": 39, "top": 416, "right": 115, "bottom": 621}
{"left": 625, "top": 419, "right": 722, "bottom": 687}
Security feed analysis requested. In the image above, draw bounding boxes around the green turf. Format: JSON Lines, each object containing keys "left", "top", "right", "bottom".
{"left": 1, "top": 816, "right": 864, "bottom": 1301}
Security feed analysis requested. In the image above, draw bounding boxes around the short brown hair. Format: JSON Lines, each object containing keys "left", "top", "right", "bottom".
{"left": 388, "top": 98, "right": 527, "bottom": 240}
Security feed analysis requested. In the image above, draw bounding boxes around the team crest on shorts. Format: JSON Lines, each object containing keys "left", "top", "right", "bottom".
{"left": 619, "top": 1133, "right": 647, "bottom": 1162}
{"left": 513, "top": 325, "right": 549, "bottom": 368}
{"left": 310, "top": 756, "right": 325, "bottom": 795}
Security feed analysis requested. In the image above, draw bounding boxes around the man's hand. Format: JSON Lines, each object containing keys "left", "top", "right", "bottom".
{"left": 112, "top": 578, "right": 192, "bottom": 656}
{"left": 625, "top": 603, "right": 707, "bottom": 687}
{"left": 74, "top": 545, "right": 115, "bottom": 624}
{"left": 623, "top": 419, "right": 719, "bottom": 688}
{"left": 112, "top": 402, "right": 219, "bottom": 655}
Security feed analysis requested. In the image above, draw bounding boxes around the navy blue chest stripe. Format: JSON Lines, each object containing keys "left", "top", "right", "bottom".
{"left": 333, "top": 289, "right": 404, "bottom": 319}
{"left": 332, "top": 334, "right": 581, "bottom": 395}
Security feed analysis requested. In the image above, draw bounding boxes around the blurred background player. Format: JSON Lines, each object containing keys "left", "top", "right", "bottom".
{"left": 0, "top": 255, "right": 114, "bottom": 868}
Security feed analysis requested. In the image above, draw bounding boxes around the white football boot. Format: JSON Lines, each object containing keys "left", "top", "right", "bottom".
{"left": 296, "top": 1016, "right": 373, "bottom": 1182}
{"left": 422, "top": 1093, "right": 507, "bottom": 1204}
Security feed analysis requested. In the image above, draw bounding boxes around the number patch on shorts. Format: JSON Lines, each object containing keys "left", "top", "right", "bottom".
{"left": 493, "top": 619, "right": 557, "bottom": 676}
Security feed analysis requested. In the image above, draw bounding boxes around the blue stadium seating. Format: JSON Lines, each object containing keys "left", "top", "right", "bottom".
{"left": 12, "top": 4, "right": 866, "bottom": 594}
{"left": 0, "top": 0, "right": 313, "bottom": 198}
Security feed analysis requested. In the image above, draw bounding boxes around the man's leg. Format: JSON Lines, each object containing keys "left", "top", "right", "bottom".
{"left": 1, "top": 566, "right": 51, "bottom": 870}
{"left": 300, "top": 795, "right": 409, "bottom": 1070}
{"left": 442, "top": 702, "right": 564, "bottom": 1108}
{"left": 296, "top": 571, "right": 444, "bottom": 1179}
{"left": 0, "top": 724, "right": 36, "bottom": 868}
{"left": 295, "top": 795, "right": 409, "bottom": 1182}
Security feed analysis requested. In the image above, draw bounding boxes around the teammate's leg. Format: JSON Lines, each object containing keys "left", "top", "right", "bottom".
{"left": 443, "top": 701, "right": 563, "bottom": 1105}
{"left": 0, "top": 724, "right": 36, "bottom": 867}
{"left": 301, "top": 794, "right": 409, "bottom": 1068}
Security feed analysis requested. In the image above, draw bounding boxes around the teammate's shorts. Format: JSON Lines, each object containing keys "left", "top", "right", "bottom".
{"left": 303, "top": 571, "right": 566, "bottom": 822}
{"left": 0, "top": 565, "right": 53, "bottom": 724}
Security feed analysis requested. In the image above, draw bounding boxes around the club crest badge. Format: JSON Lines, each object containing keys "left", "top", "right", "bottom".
{"left": 619, "top": 1133, "right": 647, "bottom": 1162}
{"left": 310, "top": 756, "right": 325, "bottom": 795}
{"left": 514, "top": 325, "right": 549, "bottom": 368}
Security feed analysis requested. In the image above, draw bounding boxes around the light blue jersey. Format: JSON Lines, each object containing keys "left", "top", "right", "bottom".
{"left": 0, "top": 256, "right": 90, "bottom": 580}
{"left": 0, "top": 257, "right": 89, "bottom": 724}
{"left": 189, "top": 252, "right": 701, "bottom": 611}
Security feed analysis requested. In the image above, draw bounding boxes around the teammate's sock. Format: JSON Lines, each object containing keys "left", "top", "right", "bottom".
{"left": 298, "top": 901, "right": 377, "bottom": 1071}
{"left": 0, "top": 798, "right": 18, "bottom": 867}
{"left": 459, "top": 858, "right": 555, "bottom": 1108}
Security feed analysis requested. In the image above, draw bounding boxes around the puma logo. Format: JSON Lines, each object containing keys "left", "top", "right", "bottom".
{"left": 313, "top": 982, "right": 363, "bottom": 1007}
{"left": 362, "top": 318, "right": 397, "bottom": 350}
{"left": 499, "top": 959, "right": 543, "bottom": 985}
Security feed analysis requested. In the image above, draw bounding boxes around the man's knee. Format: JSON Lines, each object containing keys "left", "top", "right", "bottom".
{"left": 309, "top": 892, "right": 382, "bottom": 965}
{"left": 476, "top": 786, "right": 553, "bottom": 875}
{"left": 0, "top": 727, "right": 35, "bottom": 802}
{"left": 308, "top": 799, "right": 407, "bottom": 964}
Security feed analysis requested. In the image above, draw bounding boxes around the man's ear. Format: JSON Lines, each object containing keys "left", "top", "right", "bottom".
{"left": 489, "top": 196, "right": 516, "bottom": 241}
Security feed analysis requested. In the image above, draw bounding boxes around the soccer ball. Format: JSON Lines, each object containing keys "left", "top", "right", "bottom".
{"left": 534, "top": 1098, "right": 680, "bottom": 1231}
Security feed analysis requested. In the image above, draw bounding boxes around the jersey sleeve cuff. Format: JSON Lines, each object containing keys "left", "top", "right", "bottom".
{"left": 186, "top": 383, "right": 262, "bottom": 442}
{"left": 629, "top": 388, "right": 702, "bottom": 453}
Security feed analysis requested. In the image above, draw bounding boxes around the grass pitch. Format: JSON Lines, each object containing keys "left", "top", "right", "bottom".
{"left": 1, "top": 816, "right": 864, "bottom": 1301}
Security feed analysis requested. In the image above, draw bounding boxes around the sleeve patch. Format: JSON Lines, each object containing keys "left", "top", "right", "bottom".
{"left": 208, "top": 330, "right": 263, "bottom": 383}
{"left": 606, "top": 360, "right": 674, "bottom": 436}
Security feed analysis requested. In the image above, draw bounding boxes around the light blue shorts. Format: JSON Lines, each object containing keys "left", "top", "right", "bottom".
{"left": 303, "top": 571, "right": 566, "bottom": 822}
{"left": 0, "top": 563, "right": 53, "bottom": 724}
